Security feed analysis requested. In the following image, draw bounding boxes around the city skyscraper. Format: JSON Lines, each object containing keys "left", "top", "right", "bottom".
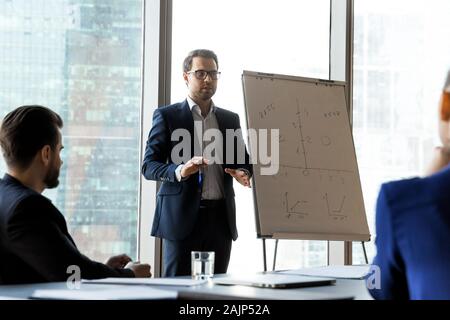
{"left": 0, "top": 0, "right": 143, "bottom": 261}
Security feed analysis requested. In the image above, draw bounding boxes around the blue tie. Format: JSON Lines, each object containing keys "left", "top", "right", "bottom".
{"left": 198, "top": 171, "right": 203, "bottom": 190}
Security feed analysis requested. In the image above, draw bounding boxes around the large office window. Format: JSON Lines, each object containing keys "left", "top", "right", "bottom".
{"left": 352, "top": 0, "right": 450, "bottom": 263}
{"left": 0, "top": 0, "right": 143, "bottom": 262}
{"left": 171, "top": 0, "right": 330, "bottom": 273}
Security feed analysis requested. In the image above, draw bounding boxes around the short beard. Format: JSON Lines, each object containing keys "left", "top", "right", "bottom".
{"left": 44, "top": 164, "right": 60, "bottom": 189}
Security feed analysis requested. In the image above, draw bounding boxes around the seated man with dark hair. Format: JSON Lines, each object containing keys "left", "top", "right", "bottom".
{"left": 0, "top": 105, "right": 151, "bottom": 284}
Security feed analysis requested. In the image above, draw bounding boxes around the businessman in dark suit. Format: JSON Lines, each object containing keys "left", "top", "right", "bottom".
{"left": 142, "top": 49, "right": 253, "bottom": 277}
{"left": 0, "top": 105, "right": 151, "bottom": 284}
{"left": 369, "top": 71, "right": 450, "bottom": 300}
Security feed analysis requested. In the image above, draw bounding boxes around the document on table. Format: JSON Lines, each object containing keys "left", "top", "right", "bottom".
{"left": 213, "top": 274, "right": 335, "bottom": 289}
{"left": 278, "top": 265, "right": 371, "bottom": 279}
{"left": 30, "top": 286, "right": 177, "bottom": 300}
{"left": 83, "top": 277, "right": 208, "bottom": 286}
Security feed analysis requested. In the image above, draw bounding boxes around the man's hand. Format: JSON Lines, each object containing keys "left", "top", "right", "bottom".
{"left": 125, "top": 261, "right": 152, "bottom": 278}
{"left": 180, "top": 156, "right": 209, "bottom": 178}
{"left": 105, "top": 254, "right": 132, "bottom": 269}
{"left": 426, "top": 146, "right": 450, "bottom": 176}
{"left": 225, "top": 168, "right": 251, "bottom": 188}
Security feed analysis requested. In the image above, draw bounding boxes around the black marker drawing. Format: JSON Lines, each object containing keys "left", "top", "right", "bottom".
{"left": 284, "top": 192, "right": 309, "bottom": 219}
{"left": 324, "top": 193, "right": 347, "bottom": 219}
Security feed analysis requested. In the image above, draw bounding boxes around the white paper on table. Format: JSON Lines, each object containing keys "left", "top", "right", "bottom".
{"left": 278, "top": 265, "right": 371, "bottom": 280}
{"left": 83, "top": 277, "right": 208, "bottom": 287}
{"left": 30, "top": 286, "right": 177, "bottom": 300}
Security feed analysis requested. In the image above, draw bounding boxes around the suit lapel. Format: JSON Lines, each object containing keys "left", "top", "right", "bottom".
{"left": 214, "top": 107, "right": 227, "bottom": 138}
{"left": 178, "top": 100, "right": 195, "bottom": 137}
{"left": 214, "top": 107, "right": 228, "bottom": 168}
{"left": 177, "top": 100, "right": 196, "bottom": 158}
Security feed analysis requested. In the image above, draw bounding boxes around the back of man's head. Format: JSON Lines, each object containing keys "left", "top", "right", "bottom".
{"left": 442, "top": 71, "right": 450, "bottom": 121}
{"left": 0, "top": 106, "right": 63, "bottom": 170}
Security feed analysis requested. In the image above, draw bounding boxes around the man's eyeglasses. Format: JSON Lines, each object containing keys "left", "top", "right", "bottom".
{"left": 187, "top": 70, "right": 221, "bottom": 80}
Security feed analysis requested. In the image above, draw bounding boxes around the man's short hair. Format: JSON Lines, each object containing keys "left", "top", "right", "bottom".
{"left": 442, "top": 71, "right": 450, "bottom": 121}
{"left": 0, "top": 105, "right": 63, "bottom": 169}
{"left": 183, "top": 49, "right": 219, "bottom": 72}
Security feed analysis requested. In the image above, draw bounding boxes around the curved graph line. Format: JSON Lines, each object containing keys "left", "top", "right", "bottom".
{"left": 324, "top": 193, "right": 347, "bottom": 218}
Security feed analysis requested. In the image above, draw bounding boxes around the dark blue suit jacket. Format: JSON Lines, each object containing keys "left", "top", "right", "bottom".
{"left": 369, "top": 165, "right": 450, "bottom": 300}
{"left": 0, "top": 174, "right": 134, "bottom": 284}
{"left": 141, "top": 100, "right": 252, "bottom": 241}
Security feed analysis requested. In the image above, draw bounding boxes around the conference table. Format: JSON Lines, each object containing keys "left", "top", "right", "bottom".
{"left": 0, "top": 276, "right": 372, "bottom": 300}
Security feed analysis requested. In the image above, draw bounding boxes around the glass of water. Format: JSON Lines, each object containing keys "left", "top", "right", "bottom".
{"left": 191, "top": 251, "right": 215, "bottom": 280}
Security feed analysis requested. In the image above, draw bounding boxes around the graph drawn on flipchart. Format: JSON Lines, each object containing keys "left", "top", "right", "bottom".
{"left": 243, "top": 71, "right": 370, "bottom": 241}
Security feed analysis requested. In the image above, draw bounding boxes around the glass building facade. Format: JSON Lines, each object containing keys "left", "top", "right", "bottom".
{"left": 0, "top": 0, "right": 143, "bottom": 262}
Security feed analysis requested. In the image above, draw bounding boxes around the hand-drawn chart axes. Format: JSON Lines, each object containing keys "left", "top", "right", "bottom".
{"left": 281, "top": 98, "right": 354, "bottom": 175}
{"left": 279, "top": 164, "right": 353, "bottom": 175}
{"left": 295, "top": 98, "right": 308, "bottom": 167}
{"left": 323, "top": 193, "right": 347, "bottom": 219}
{"left": 284, "top": 192, "right": 309, "bottom": 219}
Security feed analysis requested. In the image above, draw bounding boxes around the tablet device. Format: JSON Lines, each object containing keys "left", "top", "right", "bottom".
{"left": 213, "top": 274, "right": 335, "bottom": 289}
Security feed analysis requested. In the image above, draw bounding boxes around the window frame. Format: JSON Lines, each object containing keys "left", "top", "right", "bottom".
{"left": 138, "top": 0, "right": 173, "bottom": 276}
{"left": 138, "top": 0, "right": 356, "bottom": 275}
